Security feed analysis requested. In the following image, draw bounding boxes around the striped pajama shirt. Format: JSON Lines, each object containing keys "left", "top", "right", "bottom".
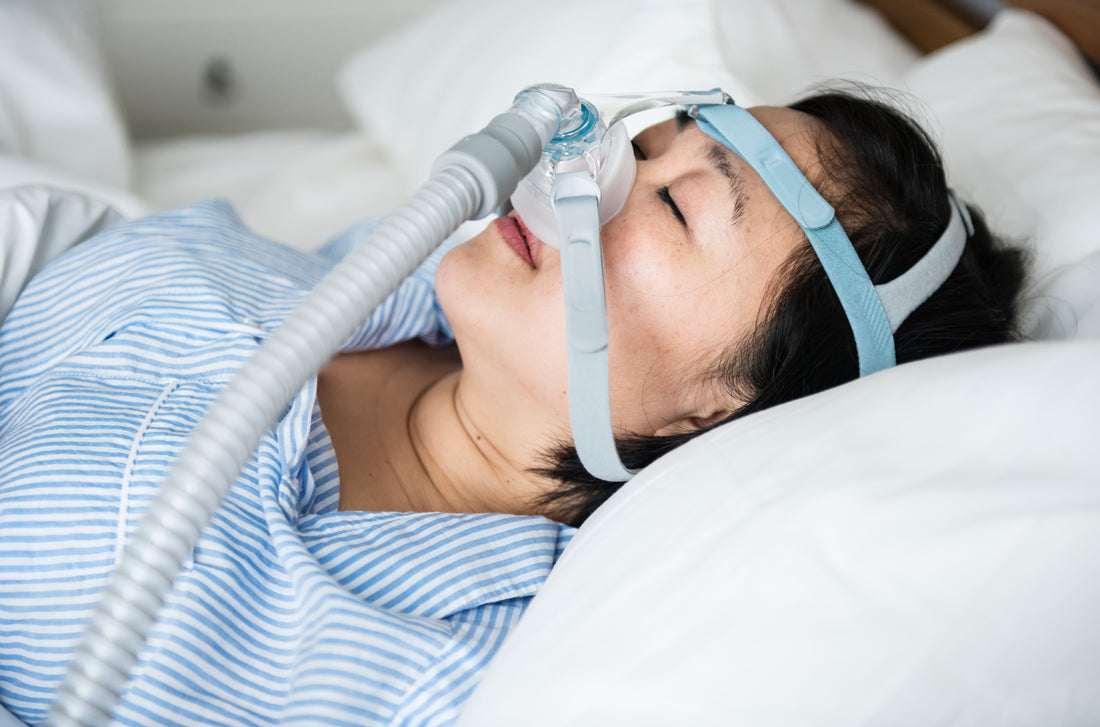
{"left": 0, "top": 200, "right": 573, "bottom": 726}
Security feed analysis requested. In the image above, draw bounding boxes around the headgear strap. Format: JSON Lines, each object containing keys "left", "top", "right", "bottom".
{"left": 692, "top": 103, "right": 968, "bottom": 376}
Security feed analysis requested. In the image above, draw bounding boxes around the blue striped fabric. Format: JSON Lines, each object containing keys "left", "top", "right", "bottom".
{"left": 0, "top": 201, "right": 574, "bottom": 726}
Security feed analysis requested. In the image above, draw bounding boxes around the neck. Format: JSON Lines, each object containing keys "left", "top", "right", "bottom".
{"left": 407, "top": 372, "right": 545, "bottom": 515}
{"left": 318, "top": 344, "right": 548, "bottom": 517}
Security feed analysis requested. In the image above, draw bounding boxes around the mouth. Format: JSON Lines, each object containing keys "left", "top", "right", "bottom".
{"left": 495, "top": 214, "right": 541, "bottom": 269}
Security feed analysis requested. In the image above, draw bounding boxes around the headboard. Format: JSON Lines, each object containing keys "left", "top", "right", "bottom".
{"left": 859, "top": 0, "right": 1100, "bottom": 68}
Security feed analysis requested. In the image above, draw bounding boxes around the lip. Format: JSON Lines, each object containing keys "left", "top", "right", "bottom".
{"left": 495, "top": 214, "right": 543, "bottom": 269}
{"left": 513, "top": 214, "right": 545, "bottom": 268}
{"left": 494, "top": 216, "right": 534, "bottom": 268}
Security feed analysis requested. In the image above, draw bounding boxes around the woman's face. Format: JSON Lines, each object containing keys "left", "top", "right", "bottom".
{"left": 436, "top": 105, "right": 820, "bottom": 462}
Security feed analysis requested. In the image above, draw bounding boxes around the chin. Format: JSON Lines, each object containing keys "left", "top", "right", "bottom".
{"left": 435, "top": 229, "right": 570, "bottom": 395}
{"left": 434, "top": 235, "right": 492, "bottom": 328}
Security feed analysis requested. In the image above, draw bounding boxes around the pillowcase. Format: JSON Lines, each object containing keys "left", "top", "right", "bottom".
{"left": 0, "top": 1, "right": 132, "bottom": 190}
{"left": 338, "top": 0, "right": 752, "bottom": 184}
{"left": 713, "top": 0, "right": 921, "bottom": 103}
{"left": 457, "top": 340, "right": 1100, "bottom": 726}
{"left": 903, "top": 10, "right": 1100, "bottom": 340}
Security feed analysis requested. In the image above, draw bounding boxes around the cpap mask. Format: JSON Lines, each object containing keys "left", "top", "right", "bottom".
{"left": 505, "top": 86, "right": 731, "bottom": 483}
{"left": 512, "top": 85, "right": 971, "bottom": 483}
{"left": 509, "top": 86, "right": 731, "bottom": 247}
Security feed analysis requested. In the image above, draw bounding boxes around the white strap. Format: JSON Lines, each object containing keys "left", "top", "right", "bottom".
{"left": 552, "top": 172, "right": 636, "bottom": 482}
{"left": 875, "top": 193, "right": 971, "bottom": 332}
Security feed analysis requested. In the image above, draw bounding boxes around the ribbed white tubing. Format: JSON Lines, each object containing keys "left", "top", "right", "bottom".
{"left": 45, "top": 166, "right": 482, "bottom": 727}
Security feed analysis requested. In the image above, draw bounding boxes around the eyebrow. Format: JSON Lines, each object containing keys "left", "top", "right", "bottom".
{"left": 674, "top": 110, "right": 747, "bottom": 226}
{"left": 706, "top": 141, "right": 747, "bottom": 226}
{"left": 675, "top": 109, "right": 693, "bottom": 132}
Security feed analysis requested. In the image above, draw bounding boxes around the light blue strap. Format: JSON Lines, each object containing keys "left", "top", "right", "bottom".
{"left": 546, "top": 104, "right": 968, "bottom": 481}
{"left": 552, "top": 172, "right": 636, "bottom": 482}
{"left": 693, "top": 104, "right": 896, "bottom": 376}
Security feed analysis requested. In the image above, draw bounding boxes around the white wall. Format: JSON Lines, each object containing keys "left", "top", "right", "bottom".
{"left": 97, "top": 0, "right": 446, "bottom": 139}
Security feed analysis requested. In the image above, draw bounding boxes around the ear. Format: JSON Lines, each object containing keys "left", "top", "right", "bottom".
{"left": 652, "top": 408, "right": 733, "bottom": 437}
{"left": 690, "top": 409, "right": 733, "bottom": 430}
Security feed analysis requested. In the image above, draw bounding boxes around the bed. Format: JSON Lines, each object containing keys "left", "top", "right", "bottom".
{"left": 1, "top": 0, "right": 1099, "bottom": 725}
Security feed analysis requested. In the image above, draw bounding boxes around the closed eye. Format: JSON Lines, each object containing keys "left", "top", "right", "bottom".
{"left": 657, "top": 186, "right": 686, "bottom": 227}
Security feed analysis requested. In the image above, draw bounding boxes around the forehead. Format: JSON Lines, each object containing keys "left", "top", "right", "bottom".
{"left": 742, "top": 105, "right": 827, "bottom": 185}
{"left": 636, "top": 105, "right": 826, "bottom": 186}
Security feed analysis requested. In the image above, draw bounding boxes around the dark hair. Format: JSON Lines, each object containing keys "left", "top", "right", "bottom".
{"left": 535, "top": 88, "right": 1028, "bottom": 527}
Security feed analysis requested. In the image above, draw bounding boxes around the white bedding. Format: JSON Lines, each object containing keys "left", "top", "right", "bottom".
{"left": 0, "top": 1, "right": 131, "bottom": 190}
{"left": 461, "top": 338, "right": 1100, "bottom": 726}
{"left": 133, "top": 130, "right": 406, "bottom": 251}
{"left": 2, "top": 1, "right": 1099, "bottom": 725}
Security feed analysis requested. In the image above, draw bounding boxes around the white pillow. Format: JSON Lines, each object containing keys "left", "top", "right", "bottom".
{"left": 903, "top": 11, "right": 1100, "bottom": 339}
{"left": 0, "top": 1, "right": 132, "bottom": 190}
{"left": 1025, "top": 249, "right": 1100, "bottom": 340}
{"left": 338, "top": 0, "right": 753, "bottom": 185}
{"left": 458, "top": 341, "right": 1100, "bottom": 726}
{"left": 713, "top": 0, "right": 921, "bottom": 104}
{"left": 0, "top": 185, "right": 126, "bottom": 324}
{"left": 133, "top": 131, "right": 402, "bottom": 252}
{"left": 0, "top": 154, "right": 147, "bottom": 222}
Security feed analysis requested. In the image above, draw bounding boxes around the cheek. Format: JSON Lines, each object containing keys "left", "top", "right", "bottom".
{"left": 600, "top": 216, "right": 692, "bottom": 299}
{"left": 598, "top": 231, "right": 757, "bottom": 428}
{"left": 601, "top": 276, "right": 714, "bottom": 424}
{"left": 599, "top": 209, "right": 733, "bottom": 331}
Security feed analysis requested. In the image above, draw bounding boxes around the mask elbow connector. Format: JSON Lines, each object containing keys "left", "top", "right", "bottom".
{"left": 432, "top": 84, "right": 583, "bottom": 219}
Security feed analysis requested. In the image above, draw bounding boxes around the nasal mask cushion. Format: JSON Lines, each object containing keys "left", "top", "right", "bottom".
{"left": 516, "top": 93, "right": 969, "bottom": 483}
{"left": 510, "top": 100, "right": 636, "bottom": 249}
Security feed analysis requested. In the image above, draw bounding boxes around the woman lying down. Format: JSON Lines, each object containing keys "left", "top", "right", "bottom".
{"left": 0, "top": 89, "right": 1025, "bottom": 725}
